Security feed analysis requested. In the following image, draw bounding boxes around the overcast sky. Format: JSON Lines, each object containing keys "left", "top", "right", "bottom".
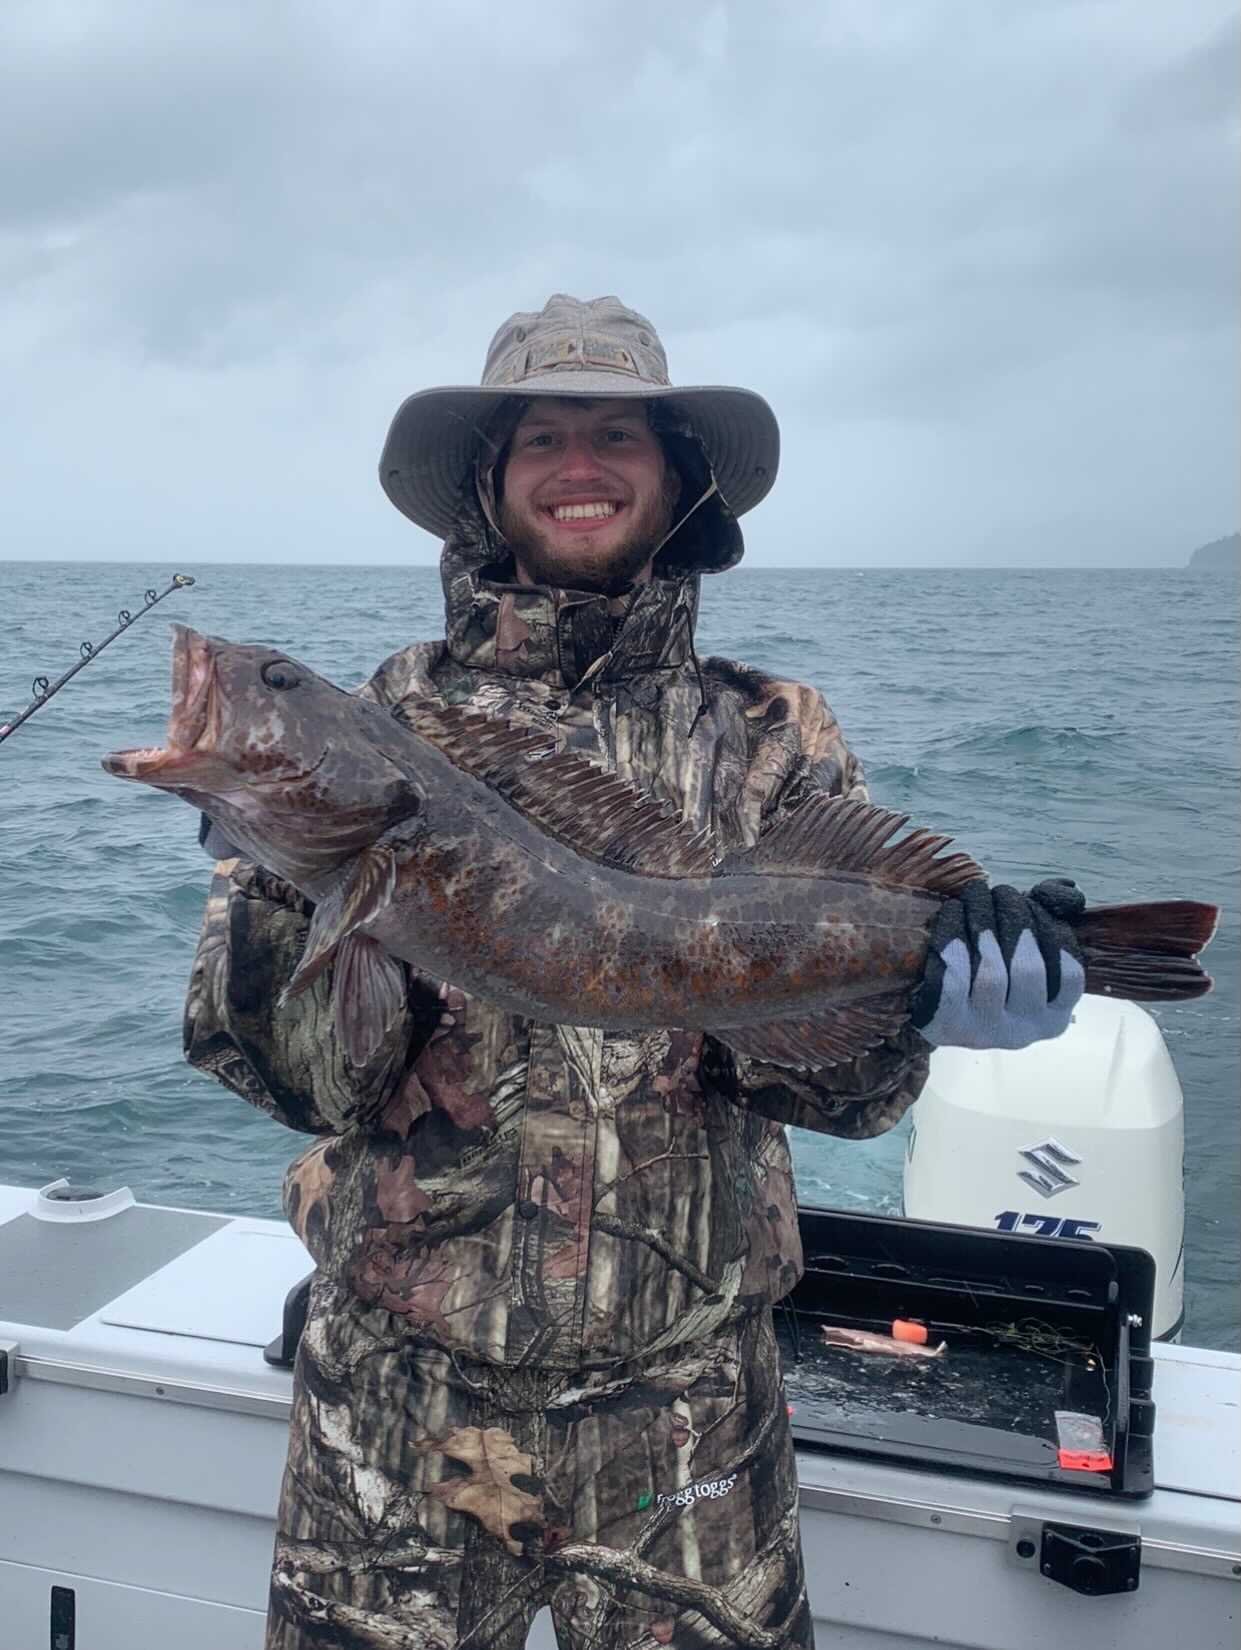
{"left": 1, "top": 0, "right": 1236, "bottom": 569}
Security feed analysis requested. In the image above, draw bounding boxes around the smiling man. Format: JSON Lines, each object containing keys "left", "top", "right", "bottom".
{"left": 186, "top": 294, "right": 1086, "bottom": 1649}
{"left": 498, "top": 398, "right": 680, "bottom": 593}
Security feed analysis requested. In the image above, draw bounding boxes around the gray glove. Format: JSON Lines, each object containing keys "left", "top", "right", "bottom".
{"left": 910, "top": 879, "right": 1086, "bottom": 1051}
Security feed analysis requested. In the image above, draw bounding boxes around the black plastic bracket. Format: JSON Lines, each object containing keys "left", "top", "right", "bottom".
{"left": 50, "top": 1583, "right": 76, "bottom": 1649}
{"left": 0, "top": 1339, "right": 15, "bottom": 1397}
{"left": 264, "top": 1271, "right": 315, "bottom": 1368}
{"left": 1039, "top": 1521, "right": 1141, "bottom": 1595}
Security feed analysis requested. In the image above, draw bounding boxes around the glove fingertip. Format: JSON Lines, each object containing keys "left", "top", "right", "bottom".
{"left": 910, "top": 950, "right": 946, "bottom": 1030}
{"left": 928, "top": 893, "right": 968, "bottom": 948}
{"left": 1030, "top": 878, "right": 1087, "bottom": 921}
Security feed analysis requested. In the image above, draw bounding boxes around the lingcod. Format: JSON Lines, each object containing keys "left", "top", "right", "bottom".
{"left": 103, "top": 626, "right": 1218, "bottom": 1070}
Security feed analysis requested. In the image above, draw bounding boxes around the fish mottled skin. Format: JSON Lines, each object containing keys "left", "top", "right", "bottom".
{"left": 360, "top": 819, "right": 934, "bottom": 1032}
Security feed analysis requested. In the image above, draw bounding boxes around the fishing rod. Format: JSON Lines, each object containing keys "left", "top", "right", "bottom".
{"left": 0, "top": 573, "right": 196, "bottom": 745}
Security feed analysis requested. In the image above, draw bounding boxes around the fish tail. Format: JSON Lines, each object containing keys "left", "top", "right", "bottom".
{"left": 1077, "top": 900, "right": 1219, "bottom": 1002}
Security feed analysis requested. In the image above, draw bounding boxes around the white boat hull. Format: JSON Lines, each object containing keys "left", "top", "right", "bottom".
{"left": 2, "top": 1182, "right": 1238, "bottom": 1648}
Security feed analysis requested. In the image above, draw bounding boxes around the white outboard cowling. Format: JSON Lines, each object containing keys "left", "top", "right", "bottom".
{"left": 902, "top": 995, "right": 1184, "bottom": 1340}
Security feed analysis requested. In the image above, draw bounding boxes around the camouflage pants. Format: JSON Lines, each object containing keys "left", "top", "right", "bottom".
{"left": 266, "top": 1280, "right": 812, "bottom": 1649}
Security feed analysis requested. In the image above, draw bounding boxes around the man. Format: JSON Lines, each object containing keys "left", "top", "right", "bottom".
{"left": 186, "top": 295, "right": 1084, "bottom": 1648}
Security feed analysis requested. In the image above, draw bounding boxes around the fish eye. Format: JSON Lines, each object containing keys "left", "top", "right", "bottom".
{"left": 261, "top": 660, "right": 300, "bottom": 690}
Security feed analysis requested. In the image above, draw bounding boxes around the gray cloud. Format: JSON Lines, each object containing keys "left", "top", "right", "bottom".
{"left": 1, "top": 0, "right": 1236, "bottom": 567}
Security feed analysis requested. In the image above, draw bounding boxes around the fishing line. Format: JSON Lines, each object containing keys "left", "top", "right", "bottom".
{"left": 0, "top": 573, "right": 195, "bottom": 746}
{"left": 974, "top": 1316, "right": 1105, "bottom": 1368}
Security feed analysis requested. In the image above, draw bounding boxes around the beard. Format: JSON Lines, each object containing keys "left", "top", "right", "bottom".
{"left": 498, "top": 475, "right": 680, "bottom": 596}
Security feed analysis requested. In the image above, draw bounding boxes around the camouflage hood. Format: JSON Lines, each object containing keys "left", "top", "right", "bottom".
{"left": 440, "top": 410, "right": 744, "bottom": 691}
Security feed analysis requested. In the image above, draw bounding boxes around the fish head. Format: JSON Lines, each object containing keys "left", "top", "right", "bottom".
{"left": 103, "top": 626, "right": 424, "bottom": 879}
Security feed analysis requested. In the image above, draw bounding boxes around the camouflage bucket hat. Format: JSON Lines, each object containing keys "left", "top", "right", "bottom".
{"left": 379, "top": 294, "right": 780, "bottom": 540}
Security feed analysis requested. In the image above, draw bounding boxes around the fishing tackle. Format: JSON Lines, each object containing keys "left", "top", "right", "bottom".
{"left": 0, "top": 574, "right": 195, "bottom": 746}
{"left": 819, "top": 1324, "right": 948, "bottom": 1360}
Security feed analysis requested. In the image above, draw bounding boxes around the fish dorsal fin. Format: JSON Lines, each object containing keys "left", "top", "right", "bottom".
{"left": 394, "top": 700, "right": 716, "bottom": 878}
{"left": 714, "top": 993, "right": 909, "bottom": 1070}
{"left": 716, "top": 794, "right": 984, "bottom": 894}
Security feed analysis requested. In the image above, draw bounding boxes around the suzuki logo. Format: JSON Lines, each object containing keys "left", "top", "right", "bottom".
{"left": 1018, "top": 1137, "right": 1081, "bottom": 1199}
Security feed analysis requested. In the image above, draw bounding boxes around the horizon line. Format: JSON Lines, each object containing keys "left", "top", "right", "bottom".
{"left": 1, "top": 557, "right": 1226, "bottom": 572}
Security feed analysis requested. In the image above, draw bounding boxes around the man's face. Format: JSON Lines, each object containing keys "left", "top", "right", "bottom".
{"left": 497, "top": 398, "right": 678, "bottom": 594}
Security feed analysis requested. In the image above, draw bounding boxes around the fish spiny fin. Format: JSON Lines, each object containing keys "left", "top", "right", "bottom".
{"left": 394, "top": 700, "right": 716, "bottom": 877}
{"left": 333, "top": 933, "right": 408, "bottom": 1070}
{"left": 282, "top": 841, "right": 399, "bottom": 1001}
{"left": 714, "top": 993, "right": 909, "bottom": 1070}
{"left": 716, "top": 795, "right": 984, "bottom": 894}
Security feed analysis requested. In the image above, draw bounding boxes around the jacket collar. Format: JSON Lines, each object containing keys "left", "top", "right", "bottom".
{"left": 444, "top": 561, "right": 699, "bottom": 689}
{"left": 438, "top": 502, "right": 704, "bottom": 689}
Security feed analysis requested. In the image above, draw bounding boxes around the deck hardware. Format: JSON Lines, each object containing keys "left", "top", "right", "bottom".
{"left": 12, "top": 1350, "right": 293, "bottom": 1420}
{"left": 264, "top": 1270, "right": 315, "bottom": 1368}
{"left": 0, "top": 1338, "right": 15, "bottom": 1395}
{"left": 50, "top": 1583, "right": 76, "bottom": 1649}
{"left": 1010, "top": 1512, "right": 1142, "bottom": 1593}
{"left": 804, "top": 1492, "right": 1236, "bottom": 1582}
{"left": 1038, "top": 1520, "right": 1140, "bottom": 1595}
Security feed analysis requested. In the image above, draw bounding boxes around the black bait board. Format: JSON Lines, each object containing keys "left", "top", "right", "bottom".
{"left": 779, "top": 1206, "right": 1155, "bottom": 1500}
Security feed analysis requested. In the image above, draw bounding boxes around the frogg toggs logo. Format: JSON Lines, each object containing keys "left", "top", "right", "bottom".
{"left": 657, "top": 1475, "right": 737, "bottom": 1509}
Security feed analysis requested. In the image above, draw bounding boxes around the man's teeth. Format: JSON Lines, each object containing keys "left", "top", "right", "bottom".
{"left": 550, "top": 501, "right": 618, "bottom": 522}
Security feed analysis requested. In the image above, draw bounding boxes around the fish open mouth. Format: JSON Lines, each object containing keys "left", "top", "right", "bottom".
{"left": 102, "top": 625, "right": 222, "bottom": 783}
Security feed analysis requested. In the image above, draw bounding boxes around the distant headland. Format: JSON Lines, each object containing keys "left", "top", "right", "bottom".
{"left": 1188, "top": 532, "right": 1240, "bottom": 571}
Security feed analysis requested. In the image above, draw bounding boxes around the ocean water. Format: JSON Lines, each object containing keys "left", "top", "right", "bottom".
{"left": 1, "top": 560, "right": 1237, "bottom": 1350}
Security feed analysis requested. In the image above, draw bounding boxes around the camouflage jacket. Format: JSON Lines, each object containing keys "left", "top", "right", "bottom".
{"left": 184, "top": 510, "right": 931, "bottom": 1371}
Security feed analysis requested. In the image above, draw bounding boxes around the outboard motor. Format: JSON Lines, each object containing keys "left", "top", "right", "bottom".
{"left": 902, "top": 995, "right": 1185, "bottom": 1340}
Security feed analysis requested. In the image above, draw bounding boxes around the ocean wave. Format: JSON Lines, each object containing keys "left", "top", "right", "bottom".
{"left": 924, "top": 720, "right": 1125, "bottom": 758}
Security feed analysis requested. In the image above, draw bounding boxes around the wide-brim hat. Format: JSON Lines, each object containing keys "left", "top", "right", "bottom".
{"left": 379, "top": 294, "right": 780, "bottom": 541}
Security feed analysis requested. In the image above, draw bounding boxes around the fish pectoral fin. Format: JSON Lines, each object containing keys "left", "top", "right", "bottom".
{"left": 333, "top": 933, "right": 409, "bottom": 1070}
{"left": 715, "top": 794, "right": 983, "bottom": 893}
{"left": 282, "top": 843, "right": 398, "bottom": 1001}
{"left": 712, "top": 993, "right": 908, "bottom": 1070}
